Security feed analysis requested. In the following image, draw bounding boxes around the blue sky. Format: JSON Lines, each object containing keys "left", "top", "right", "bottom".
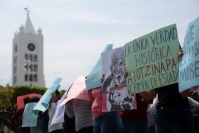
{"left": 0, "top": 0, "right": 198, "bottom": 90}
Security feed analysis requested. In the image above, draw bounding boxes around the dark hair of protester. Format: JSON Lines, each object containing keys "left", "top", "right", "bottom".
{"left": 55, "top": 89, "right": 60, "bottom": 96}
{"left": 24, "top": 97, "right": 30, "bottom": 104}
{"left": 30, "top": 96, "right": 40, "bottom": 103}
{"left": 148, "top": 99, "right": 153, "bottom": 104}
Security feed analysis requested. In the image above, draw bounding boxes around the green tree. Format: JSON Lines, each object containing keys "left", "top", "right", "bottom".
{"left": 60, "top": 89, "right": 66, "bottom": 96}
{"left": 0, "top": 85, "right": 47, "bottom": 133}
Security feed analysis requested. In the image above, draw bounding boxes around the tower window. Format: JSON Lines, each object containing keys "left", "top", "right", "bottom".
{"left": 34, "top": 64, "right": 37, "bottom": 72}
{"left": 29, "top": 64, "right": 33, "bottom": 71}
{"left": 29, "top": 54, "right": 33, "bottom": 62}
{"left": 34, "top": 74, "right": 37, "bottom": 82}
{"left": 24, "top": 64, "right": 28, "bottom": 71}
{"left": 34, "top": 55, "right": 37, "bottom": 62}
{"left": 14, "top": 56, "right": 17, "bottom": 64}
{"left": 25, "top": 74, "right": 28, "bottom": 81}
{"left": 15, "top": 44, "right": 17, "bottom": 53}
{"left": 29, "top": 74, "right": 33, "bottom": 81}
{"left": 25, "top": 54, "right": 28, "bottom": 61}
{"left": 14, "top": 66, "right": 17, "bottom": 74}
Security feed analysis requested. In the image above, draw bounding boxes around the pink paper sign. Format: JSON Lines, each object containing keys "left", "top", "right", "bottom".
{"left": 60, "top": 77, "right": 89, "bottom": 106}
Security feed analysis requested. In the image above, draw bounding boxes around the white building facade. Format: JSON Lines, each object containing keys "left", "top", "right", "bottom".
{"left": 12, "top": 15, "right": 45, "bottom": 87}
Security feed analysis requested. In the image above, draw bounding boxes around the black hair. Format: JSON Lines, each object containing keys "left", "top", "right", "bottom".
{"left": 24, "top": 97, "right": 30, "bottom": 104}
{"left": 148, "top": 99, "right": 153, "bottom": 104}
{"left": 30, "top": 96, "right": 40, "bottom": 103}
{"left": 55, "top": 90, "right": 60, "bottom": 96}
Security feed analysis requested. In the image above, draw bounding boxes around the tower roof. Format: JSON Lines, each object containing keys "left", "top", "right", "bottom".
{"left": 24, "top": 15, "right": 36, "bottom": 34}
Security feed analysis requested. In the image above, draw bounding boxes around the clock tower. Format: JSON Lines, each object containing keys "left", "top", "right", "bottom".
{"left": 12, "top": 14, "right": 45, "bottom": 87}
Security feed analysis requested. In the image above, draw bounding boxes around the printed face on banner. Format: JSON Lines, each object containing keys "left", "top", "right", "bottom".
{"left": 102, "top": 47, "right": 126, "bottom": 93}
{"left": 111, "top": 56, "right": 125, "bottom": 80}
{"left": 101, "top": 47, "right": 137, "bottom": 112}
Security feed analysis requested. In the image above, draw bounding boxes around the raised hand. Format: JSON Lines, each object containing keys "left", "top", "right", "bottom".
{"left": 177, "top": 48, "right": 183, "bottom": 61}
{"left": 100, "top": 74, "right": 105, "bottom": 83}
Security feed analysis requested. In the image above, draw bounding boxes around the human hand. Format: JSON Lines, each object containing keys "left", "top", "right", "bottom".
{"left": 100, "top": 74, "right": 105, "bottom": 83}
{"left": 177, "top": 48, "right": 183, "bottom": 61}
{"left": 124, "top": 71, "right": 128, "bottom": 78}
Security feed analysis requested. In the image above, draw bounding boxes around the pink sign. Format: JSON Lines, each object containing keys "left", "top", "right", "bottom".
{"left": 60, "top": 77, "right": 89, "bottom": 106}
{"left": 17, "top": 93, "right": 42, "bottom": 110}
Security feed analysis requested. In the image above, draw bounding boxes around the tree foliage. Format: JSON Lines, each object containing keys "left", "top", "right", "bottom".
{"left": 0, "top": 85, "right": 65, "bottom": 133}
{"left": 0, "top": 85, "right": 14, "bottom": 109}
{"left": 0, "top": 85, "right": 47, "bottom": 109}
{"left": 0, "top": 85, "right": 65, "bottom": 132}
{"left": 0, "top": 85, "right": 47, "bottom": 132}
{"left": 60, "top": 89, "right": 66, "bottom": 96}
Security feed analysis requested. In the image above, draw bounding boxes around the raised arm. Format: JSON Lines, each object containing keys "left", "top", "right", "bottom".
{"left": 87, "top": 90, "right": 94, "bottom": 103}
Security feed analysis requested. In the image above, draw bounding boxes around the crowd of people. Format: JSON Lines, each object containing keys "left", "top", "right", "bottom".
{"left": 11, "top": 47, "right": 199, "bottom": 133}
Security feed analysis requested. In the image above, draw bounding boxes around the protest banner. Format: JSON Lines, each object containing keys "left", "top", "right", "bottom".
{"left": 86, "top": 44, "right": 113, "bottom": 90}
{"left": 101, "top": 47, "right": 137, "bottom": 112}
{"left": 60, "top": 77, "right": 89, "bottom": 106}
{"left": 22, "top": 103, "right": 37, "bottom": 127}
{"left": 179, "top": 17, "right": 199, "bottom": 92}
{"left": 32, "top": 100, "right": 47, "bottom": 115}
{"left": 33, "top": 78, "right": 62, "bottom": 114}
{"left": 125, "top": 24, "right": 179, "bottom": 94}
{"left": 51, "top": 91, "right": 67, "bottom": 125}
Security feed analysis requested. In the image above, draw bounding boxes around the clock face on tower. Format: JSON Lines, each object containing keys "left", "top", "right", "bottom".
{"left": 27, "top": 43, "right": 35, "bottom": 51}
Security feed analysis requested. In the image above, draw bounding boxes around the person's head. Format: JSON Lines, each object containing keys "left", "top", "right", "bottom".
{"left": 23, "top": 97, "right": 30, "bottom": 105}
{"left": 110, "top": 48, "right": 125, "bottom": 80}
{"left": 30, "top": 96, "right": 40, "bottom": 103}
{"left": 55, "top": 90, "right": 60, "bottom": 102}
{"left": 191, "top": 92, "right": 199, "bottom": 102}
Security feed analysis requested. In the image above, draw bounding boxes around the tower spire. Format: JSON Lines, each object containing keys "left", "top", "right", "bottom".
{"left": 24, "top": 15, "right": 36, "bottom": 34}
{"left": 24, "top": 6, "right": 30, "bottom": 16}
{"left": 23, "top": 7, "right": 36, "bottom": 34}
